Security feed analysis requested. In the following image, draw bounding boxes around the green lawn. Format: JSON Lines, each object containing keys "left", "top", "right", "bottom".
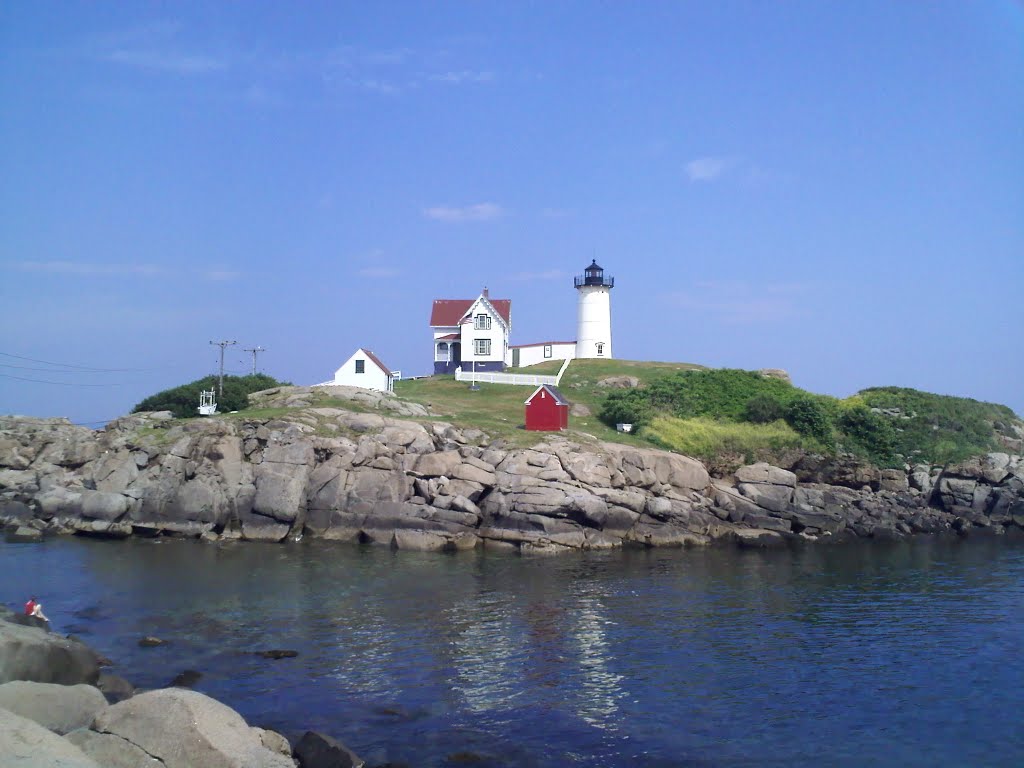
{"left": 392, "top": 358, "right": 705, "bottom": 447}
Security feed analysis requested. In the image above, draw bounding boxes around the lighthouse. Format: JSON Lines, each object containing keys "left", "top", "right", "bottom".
{"left": 574, "top": 260, "right": 614, "bottom": 359}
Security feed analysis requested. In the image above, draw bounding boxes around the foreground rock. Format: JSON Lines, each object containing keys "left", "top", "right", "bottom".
{"left": 0, "top": 681, "right": 107, "bottom": 734}
{"left": 88, "top": 688, "right": 294, "bottom": 768}
{"left": 0, "top": 619, "right": 100, "bottom": 685}
{"left": 1, "top": 396, "right": 1022, "bottom": 553}
{"left": 0, "top": 707, "right": 100, "bottom": 768}
{"left": 294, "top": 730, "right": 365, "bottom": 768}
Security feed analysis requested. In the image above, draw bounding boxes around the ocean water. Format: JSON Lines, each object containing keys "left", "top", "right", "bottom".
{"left": 2, "top": 535, "right": 1023, "bottom": 767}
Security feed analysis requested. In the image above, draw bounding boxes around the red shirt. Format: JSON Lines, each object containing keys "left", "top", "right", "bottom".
{"left": 24, "top": 600, "right": 36, "bottom": 616}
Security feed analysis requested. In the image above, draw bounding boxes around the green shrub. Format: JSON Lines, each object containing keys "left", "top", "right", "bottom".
{"left": 133, "top": 374, "right": 290, "bottom": 419}
{"left": 785, "top": 395, "right": 835, "bottom": 446}
{"left": 854, "top": 386, "right": 1015, "bottom": 464}
{"left": 744, "top": 394, "right": 786, "bottom": 424}
{"left": 599, "top": 389, "right": 653, "bottom": 429}
{"left": 837, "top": 405, "right": 898, "bottom": 466}
{"left": 645, "top": 369, "right": 798, "bottom": 420}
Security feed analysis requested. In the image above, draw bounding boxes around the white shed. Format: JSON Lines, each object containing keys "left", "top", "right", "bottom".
{"left": 327, "top": 348, "right": 395, "bottom": 392}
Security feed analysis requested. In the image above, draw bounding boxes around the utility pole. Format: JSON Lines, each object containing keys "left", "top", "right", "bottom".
{"left": 209, "top": 340, "right": 237, "bottom": 399}
{"left": 243, "top": 346, "right": 265, "bottom": 376}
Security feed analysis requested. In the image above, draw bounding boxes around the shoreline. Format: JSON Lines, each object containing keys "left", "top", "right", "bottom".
{"left": 1, "top": 405, "right": 1022, "bottom": 554}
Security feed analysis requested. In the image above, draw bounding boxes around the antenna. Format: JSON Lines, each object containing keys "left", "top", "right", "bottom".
{"left": 209, "top": 340, "right": 237, "bottom": 399}
{"left": 243, "top": 346, "right": 266, "bottom": 376}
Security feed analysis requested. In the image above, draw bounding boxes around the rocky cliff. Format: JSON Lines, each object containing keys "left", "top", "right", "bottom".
{"left": 2, "top": 386, "right": 1023, "bottom": 552}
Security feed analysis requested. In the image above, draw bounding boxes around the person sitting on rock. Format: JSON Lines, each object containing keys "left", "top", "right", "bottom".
{"left": 24, "top": 596, "right": 48, "bottom": 623}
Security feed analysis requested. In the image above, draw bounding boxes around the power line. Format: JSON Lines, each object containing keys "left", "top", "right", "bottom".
{"left": 0, "top": 351, "right": 150, "bottom": 372}
{"left": 209, "top": 340, "right": 237, "bottom": 399}
{"left": 242, "top": 346, "right": 266, "bottom": 375}
{"left": 0, "top": 373, "right": 117, "bottom": 387}
{"left": 0, "top": 363, "right": 115, "bottom": 373}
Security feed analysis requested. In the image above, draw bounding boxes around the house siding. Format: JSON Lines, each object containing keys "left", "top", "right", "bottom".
{"left": 509, "top": 342, "right": 576, "bottom": 368}
{"left": 330, "top": 348, "right": 393, "bottom": 392}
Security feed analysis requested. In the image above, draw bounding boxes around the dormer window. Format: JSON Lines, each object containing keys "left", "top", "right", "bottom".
{"left": 474, "top": 314, "right": 491, "bottom": 330}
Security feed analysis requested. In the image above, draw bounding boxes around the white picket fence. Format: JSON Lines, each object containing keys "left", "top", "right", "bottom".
{"left": 455, "top": 357, "right": 571, "bottom": 387}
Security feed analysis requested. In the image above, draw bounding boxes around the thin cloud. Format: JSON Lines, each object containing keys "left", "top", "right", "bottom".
{"left": 104, "top": 49, "right": 226, "bottom": 75}
{"left": 429, "top": 70, "right": 494, "bottom": 84}
{"left": 365, "top": 48, "right": 414, "bottom": 65}
{"left": 8, "top": 261, "right": 165, "bottom": 276}
{"left": 423, "top": 203, "right": 505, "bottom": 222}
{"left": 351, "top": 78, "right": 400, "bottom": 94}
{"left": 685, "top": 155, "right": 739, "bottom": 182}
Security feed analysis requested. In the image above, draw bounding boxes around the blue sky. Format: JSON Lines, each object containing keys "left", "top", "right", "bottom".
{"left": 1, "top": 1, "right": 1022, "bottom": 426}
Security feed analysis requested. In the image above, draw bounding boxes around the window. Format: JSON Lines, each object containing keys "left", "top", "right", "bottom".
{"left": 596, "top": 343, "right": 605, "bottom": 356}
{"left": 355, "top": 359, "right": 365, "bottom": 374}
{"left": 474, "top": 314, "right": 491, "bottom": 330}
{"left": 543, "top": 344, "right": 552, "bottom": 359}
{"left": 475, "top": 339, "right": 491, "bottom": 356}
{"left": 436, "top": 342, "right": 449, "bottom": 361}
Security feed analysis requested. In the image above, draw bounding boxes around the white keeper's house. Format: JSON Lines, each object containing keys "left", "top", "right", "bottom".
{"left": 431, "top": 289, "right": 511, "bottom": 375}
{"left": 325, "top": 348, "right": 396, "bottom": 392}
{"left": 430, "top": 260, "right": 615, "bottom": 374}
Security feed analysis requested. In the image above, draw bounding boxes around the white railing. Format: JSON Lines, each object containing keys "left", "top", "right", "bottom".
{"left": 456, "top": 368, "right": 558, "bottom": 386}
{"left": 455, "top": 358, "right": 572, "bottom": 387}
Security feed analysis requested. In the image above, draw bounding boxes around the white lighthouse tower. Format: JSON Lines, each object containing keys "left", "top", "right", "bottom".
{"left": 575, "top": 260, "right": 614, "bottom": 359}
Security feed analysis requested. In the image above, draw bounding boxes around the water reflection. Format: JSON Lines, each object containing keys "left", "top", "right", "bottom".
{"left": 567, "top": 593, "right": 624, "bottom": 729}
{"left": 447, "top": 592, "right": 525, "bottom": 712}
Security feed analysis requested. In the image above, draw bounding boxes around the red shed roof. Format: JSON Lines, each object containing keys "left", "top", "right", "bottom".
{"left": 359, "top": 348, "right": 393, "bottom": 376}
{"left": 431, "top": 298, "right": 511, "bottom": 327}
{"left": 524, "top": 384, "right": 570, "bottom": 406}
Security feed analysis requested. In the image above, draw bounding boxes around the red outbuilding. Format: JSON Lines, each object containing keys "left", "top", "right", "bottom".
{"left": 524, "top": 384, "right": 569, "bottom": 431}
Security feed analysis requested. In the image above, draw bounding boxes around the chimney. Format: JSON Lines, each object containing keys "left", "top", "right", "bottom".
{"left": 482, "top": 286, "right": 489, "bottom": 298}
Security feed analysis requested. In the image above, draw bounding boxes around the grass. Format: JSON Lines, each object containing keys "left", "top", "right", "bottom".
{"left": 392, "top": 375, "right": 566, "bottom": 446}
{"left": 644, "top": 416, "right": 806, "bottom": 463}
{"left": 555, "top": 359, "right": 705, "bottom": 426}
{"left": 129, "top": 424, "right": 178, "bottom": 448}
{"left": 392, "top": 359, "right": 703, "bottom": 447}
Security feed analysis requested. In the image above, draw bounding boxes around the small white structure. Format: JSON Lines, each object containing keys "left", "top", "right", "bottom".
{"left": 325, "top": 348, "right": 395, "bottom": 392}
{"left": 508, "top": 341, "right": 577, "bottom": 368}
{"left": 575, "top": 260, "right": 614, "bottom": 359}
{"left": 198, "top": 390, "right": 217, "bottom": 416}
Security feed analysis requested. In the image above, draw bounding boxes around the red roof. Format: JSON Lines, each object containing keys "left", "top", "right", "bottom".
{"left": 525, "top": 384, "right": 570, "bottom": 406}
{"left": 509, "top": 341, "right": 576, "bottom": 349}
{"left": 431, "top": 298, "right": 511, "bottom": 327}
{"left": 359, "top": 348, "right": 392, "bottom": 376}
{"left": 436, "top": 333, "right": 459, "bottom": 341}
